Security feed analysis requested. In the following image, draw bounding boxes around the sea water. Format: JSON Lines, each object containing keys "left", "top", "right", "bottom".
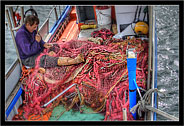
{"left": 5, "top": 5, "right": 179, "bottom": 120}
{"left": 155, "top": 5, "right": 179, "bottom": 120}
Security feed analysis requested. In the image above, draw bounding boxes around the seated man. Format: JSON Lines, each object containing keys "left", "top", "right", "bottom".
{"left": 15, "top": 15, "right": 84, "bottom": 72}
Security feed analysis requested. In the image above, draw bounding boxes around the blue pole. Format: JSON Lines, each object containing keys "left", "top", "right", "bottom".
{"left": 127, "top": 57, "right": 137, "bottom": 119}
{"left": 154, "top": 13, "right": 158, "bottom": 121}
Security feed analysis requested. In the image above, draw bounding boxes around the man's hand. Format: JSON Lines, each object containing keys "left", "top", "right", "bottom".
{"left": 35, "top": 34, "right": 41, "bottom": 42}
{"left": 44, "top": 43, "right": 53, "bottom": 49}
{"left": 48, "top": 51, "right": 56, "bottom": 56}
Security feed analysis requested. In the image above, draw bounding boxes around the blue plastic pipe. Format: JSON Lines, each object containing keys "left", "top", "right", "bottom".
{"left": 154, "top": 13, "right": 158, "bottom": 121}
{"left": 127, "top": 57, "right": 137, "bottom": 119}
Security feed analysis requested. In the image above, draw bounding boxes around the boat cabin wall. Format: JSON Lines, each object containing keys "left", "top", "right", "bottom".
{"left": 76, "top": 5, "right": 148, "bottom": 35}
{"left": 115, "top": 5, "right": 148, "bottom": 33}
{"left": 76, "top": 6, "right": 116, "bottom": 26}
{"left": 76, "top": 6, "right": 96, "bottom": 24}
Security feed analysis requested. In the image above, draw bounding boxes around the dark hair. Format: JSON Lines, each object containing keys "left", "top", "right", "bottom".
{"left": 25, "top": 15, "right": 39, "bottom": 26}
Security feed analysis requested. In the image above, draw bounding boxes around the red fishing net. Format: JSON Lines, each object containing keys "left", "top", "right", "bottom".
{"left": 14, "top": 29, "right": 149, "bottom": 121}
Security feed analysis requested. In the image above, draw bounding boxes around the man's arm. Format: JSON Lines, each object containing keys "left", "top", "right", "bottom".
{"left": 40, "top": 39, "right": 46, "bottom": 48}
{"left": 36, "top": 34, "right": 52, "bottom": 49}
{"left": 16, "top": 31, "right": 43, "bottom": 56}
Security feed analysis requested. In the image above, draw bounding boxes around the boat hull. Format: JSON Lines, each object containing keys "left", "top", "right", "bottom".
{"left": 5, "top": 5, "right": 157, "bottom": 121}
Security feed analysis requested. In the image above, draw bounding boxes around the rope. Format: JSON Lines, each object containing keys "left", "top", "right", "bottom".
{"left": 13, "top": 35, "right": 149, "bottom": 121}
{"left": 130, "top": 88, "right": 166, "bottom": 117}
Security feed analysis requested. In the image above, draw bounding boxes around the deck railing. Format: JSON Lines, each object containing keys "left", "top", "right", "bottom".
{"left": 5, "top": 5, "right": 66, "bottom": 120}
{"left": 5, "top": 5, "right": 65, "bottom": 78}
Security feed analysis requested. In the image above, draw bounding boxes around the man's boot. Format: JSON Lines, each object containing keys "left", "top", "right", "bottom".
{"left": 57, "top": 54, "right": 85, "bottom": 66}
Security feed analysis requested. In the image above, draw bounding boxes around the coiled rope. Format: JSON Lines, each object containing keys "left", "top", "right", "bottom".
{"left": 130, "top": 88, "right": 166, "bottom": 117}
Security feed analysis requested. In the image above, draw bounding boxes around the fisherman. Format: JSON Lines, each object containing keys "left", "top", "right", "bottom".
{"left": 15, "top": 15, "right": 84, "bottom": 72}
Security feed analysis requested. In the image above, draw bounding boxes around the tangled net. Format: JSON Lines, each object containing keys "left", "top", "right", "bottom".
{"left": 13, "top": 29, "right": 149, "bottom": 121}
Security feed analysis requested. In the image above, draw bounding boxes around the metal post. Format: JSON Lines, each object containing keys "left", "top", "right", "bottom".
{"left": 9, "top": 7, "right": 16, "bottom": 28}
{"left": 123, "top": 108, "right": 127, "bottom": 121}
{"left": 151, "top": 5, "right": 157, "bottom": 121}
{"left": 146, "top": 106, "right": 179, "bottom": 121}
{"left": 147, "top": 7, "right": 153, "bottom": 90}
{"left": 59, "top": 6, "right": 61, "bottom": 16}
{"left": 42, "top": 83, "right": 77, "bottom": 107}
{"left": 5, "top": 8, "right": 23, "bottom": 69}
{"left": 146, "top": 6, "right": 153, "bottom": 121}
{"left": 153, "top": 6, "right": 158, "bottom": 121}
{"left": 54, "top": 6, "right": 58, "bottom": 21}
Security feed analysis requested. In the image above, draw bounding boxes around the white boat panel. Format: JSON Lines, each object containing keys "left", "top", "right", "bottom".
{"left": 5, "top": 59, "right": 21, "bottom": 101}
{"left": 115, "top": 5, "right": 137, "bottom": 13}
{"left": 115, "top": 5, "right": 147, "bottom": 13}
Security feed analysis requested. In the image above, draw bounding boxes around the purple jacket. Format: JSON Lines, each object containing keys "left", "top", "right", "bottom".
{"left": 15, "top": 24, "right": 45, "bottom": 59}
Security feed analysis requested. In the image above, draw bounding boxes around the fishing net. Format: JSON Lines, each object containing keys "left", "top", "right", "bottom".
{"left": 14, "top": 28, "right": 149, "bottom": 121}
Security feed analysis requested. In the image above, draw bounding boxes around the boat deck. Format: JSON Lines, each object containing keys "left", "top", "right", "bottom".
{"left": 78, "top": 24, "right": 111, "bottom": 39}
{"left": 6, "top": 5, "right": 154, "bottom": 122}
{"left": 58, "top": 6, "right": 112, "bottom": 41}
{"left": 59, "top": 7, "right": 79, "bottom": 41}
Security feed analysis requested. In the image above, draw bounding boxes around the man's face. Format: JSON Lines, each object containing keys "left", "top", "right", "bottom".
{"left": 26, "top": 22, "right": 38, "bottom": 33}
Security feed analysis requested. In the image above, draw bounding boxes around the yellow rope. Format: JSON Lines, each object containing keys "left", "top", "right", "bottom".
{"left": 105, "top": 69, "right": 128, "bottom": 98}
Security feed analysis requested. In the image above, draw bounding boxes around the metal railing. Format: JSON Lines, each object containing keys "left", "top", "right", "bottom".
{"left": 5, "top": 5, "right": 66, "bottom": 120}
{"left": 5, "top": 5, "right": 64, "bottom": 78}
{"left": 5, "top": 6, "right": 24, "bottom": 69}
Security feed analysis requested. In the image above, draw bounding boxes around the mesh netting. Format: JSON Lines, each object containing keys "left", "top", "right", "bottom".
{"left": 14, "top": 30, "right": 148, "bottom": 121}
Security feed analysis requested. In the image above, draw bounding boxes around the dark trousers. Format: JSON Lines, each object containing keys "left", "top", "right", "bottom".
{"left": 22, "top": 54, "right": 59, "bottom": 68}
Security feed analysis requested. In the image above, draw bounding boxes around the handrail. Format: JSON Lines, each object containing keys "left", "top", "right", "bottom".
{"left": 146, "top": 106, "right": 179, "bottom": 121}
{"left": 48, "top": 6, "right": 57, "bottom": 18}
{"left": 38, "top": 5, "right": 59, "bottom": 41}
{"left": 5, "top": 58, "right": 19, "bottom": 79}
{"left": 5, "top": 8, "right": 23, "bottom": 69}
{"left": 147, "top": 7, "right": 152, "bottom": 91}
{"left": 49, "top": 6, "right": 71, "bottom": 34}
{"left": 38, "top": 18, "right": 49, "bottom": 40}
{"left": 148, "top": 5, "right": 158, "bottom": 121}
{"left": 145, "top": 6, "right": 153, "bottom": 121}
{"left": 151, "top": 5, "right": 157, "bottom": 121}
{"left": 46, "top": 6, "right": 71, "bottom": 43}
{"left": 5, "top": 5, "right": 66, "bottom": 120}
{"left": 5, "top": 6, "right": 62, "bottom": 77}
{"left": 54, "top": 6, "right": 58, "bottom": 21}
